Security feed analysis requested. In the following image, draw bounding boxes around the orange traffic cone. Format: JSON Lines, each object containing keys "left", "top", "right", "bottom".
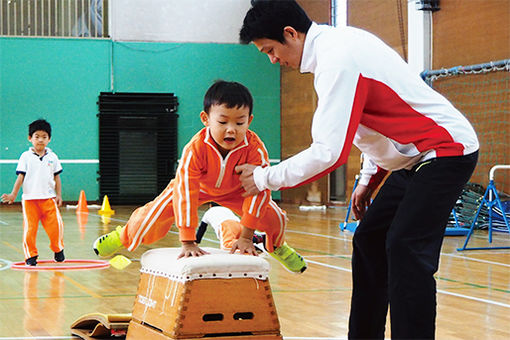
{"left": 76, "top": 190, "right": 89, "bottom": 213}
{"left": 98, "top": 195, "right": 115, "bottom": 215}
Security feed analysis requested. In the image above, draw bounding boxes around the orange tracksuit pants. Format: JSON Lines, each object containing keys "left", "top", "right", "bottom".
{"left": 22, "top": 199, "right": 64, "bottom": 260}
{"left": 120, "top": 181, "right": 287, "bottom": 252}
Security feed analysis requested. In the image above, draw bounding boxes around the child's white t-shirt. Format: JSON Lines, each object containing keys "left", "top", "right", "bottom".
{"left": 16, "top": 147, "right": 63, "bottom": 200}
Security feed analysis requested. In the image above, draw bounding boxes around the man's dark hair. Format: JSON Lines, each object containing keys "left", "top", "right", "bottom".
{"left": 29, "top": 119, "right": 52, "bottom": 138}
{"left": 240, "top": 0, "right": 312, "bottom": 44}
{"left": 203, "top": 80, "right": 254, "bottom": 115}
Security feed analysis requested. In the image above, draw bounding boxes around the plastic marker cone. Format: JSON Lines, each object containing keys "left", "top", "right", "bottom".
{"left": 109, "top": 255, "right": 131, "bottom": 270}
{"left": 76, "top": 190, "right": 89, "bottom": 213}
{"left": 98, "top": 195, "right": 115, "bottom": 215}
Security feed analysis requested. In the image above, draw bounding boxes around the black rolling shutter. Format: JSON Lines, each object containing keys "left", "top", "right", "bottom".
{"left": 98, "top": 92, "right": 178, "bottom": 204}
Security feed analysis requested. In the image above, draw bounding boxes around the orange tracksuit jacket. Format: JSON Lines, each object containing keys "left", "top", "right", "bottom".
{"left": 120, "top": 127, "right": 287, "bottom": 252}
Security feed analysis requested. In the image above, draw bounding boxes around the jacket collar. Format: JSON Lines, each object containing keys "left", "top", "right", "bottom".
{"left": 300, "top": 22, "right": 322, "bottom": 74}
{"left": 203, "top": 127, "right": 249, "bottom": 155}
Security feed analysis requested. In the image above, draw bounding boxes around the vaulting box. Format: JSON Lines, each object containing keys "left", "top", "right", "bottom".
{"left": 127, "top": 247, "right": 282, "bottom": 339}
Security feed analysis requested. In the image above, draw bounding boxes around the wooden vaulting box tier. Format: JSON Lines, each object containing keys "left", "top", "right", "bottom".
{"left": 127, "top": 248, "right": 282, "bottom": 340}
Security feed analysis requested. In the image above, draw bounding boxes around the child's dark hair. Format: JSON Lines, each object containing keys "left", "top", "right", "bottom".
{"left": 29, "top": 119, "right": 52, "bottom": 138}
{"left": 240, "top": 0, "right": 312, "bottom": 44}
{"left": 203, "top": 80, "right": 253, "bottom": 115}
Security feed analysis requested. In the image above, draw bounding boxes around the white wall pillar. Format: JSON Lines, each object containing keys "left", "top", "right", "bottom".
{"left": 407, "top": 0, "right": 432, "bottom": 75}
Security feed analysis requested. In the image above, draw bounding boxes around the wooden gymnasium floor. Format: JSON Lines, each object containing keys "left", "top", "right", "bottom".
{"left": 0, "top": 202, "right": 509, "bottom": 339}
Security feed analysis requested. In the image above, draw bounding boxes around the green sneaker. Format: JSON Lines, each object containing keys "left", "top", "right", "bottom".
{"left": 269, "top": 242, "right": 307, "bottom": 274}
{"left": 93, "top": 226, "right": 124, "bottom": 257}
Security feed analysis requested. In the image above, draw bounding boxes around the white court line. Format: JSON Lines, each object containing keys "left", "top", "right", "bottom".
{"left": 86, "top": 212, "right": 510, "bottom": 309}
{"left": 305, "top": 254, "right": 351, "bottom": 258}
{"left": 307, "top": 258, "right": 510, "bottom": 309}
{"left": 287, "top": 229, "right": 352, "bottom": 242}
{"left": 0, "top": 220, "right": 8, "bottom": 225}
{"left": 437, "top": 289, "right": 510, "bottom": 308}
{"left": 306, "top": 259, "right": 352, "bottom": 273}
{"left": 0, "top": 259, "right": 12, "bottom": 271}
{"left": 442, "top": 253, "right": 510, "bottom": 268}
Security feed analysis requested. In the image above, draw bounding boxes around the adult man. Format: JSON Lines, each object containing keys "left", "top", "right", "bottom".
{"left": 236, "top": 1, "right": 478, "bottom": 339}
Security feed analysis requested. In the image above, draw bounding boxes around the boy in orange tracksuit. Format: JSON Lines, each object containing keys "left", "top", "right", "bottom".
{"left": 1, "top": 119, "right": 65, "bottom": 266}
{"left": 94, "top": 80, "right": 306, "bottom": 273}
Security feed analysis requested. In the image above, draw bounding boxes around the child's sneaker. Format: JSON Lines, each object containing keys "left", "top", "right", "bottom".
{"left": 54, "top": 250, "right": 65, "bottom": 262}
{"left": 26, "top": 256, "right": 38, "bottom": 266}
{"left": 269, "top": 242, "right": 307, "bottom": 274}
{"left": 93, "top": 226, "right": 124, "bottom": 257}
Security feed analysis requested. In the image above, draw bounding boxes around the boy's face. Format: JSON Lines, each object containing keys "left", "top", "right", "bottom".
{"left": 28, "top": 130, "right": 50, "bottom": 153}
{"left": 201, "top": 104, "right": 253, "bottom": 156}
{"left": 253, "top": 26, "right": 304, "bottom": 69}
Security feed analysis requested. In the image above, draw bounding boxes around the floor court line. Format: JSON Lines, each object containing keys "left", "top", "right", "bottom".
{"left": 287, "top": 229, "right": 352, "bottom": 241}
{"left": 306, "top": 259, "right": 352, "bottom": 273}
{"left": 0, "top": 259, "right": 12, "bottom": 271}
{"left": 437, "top": 289, "right": 510, "bottom": 308}
{"left": 0, "top": 219, "right": 8, "bottom": 225}
{"left": 22, "top": 213, "right": 510, "bottom": 310}
{"left": 307, "top": 257, "right": 510, "bottom": 308}
{"left": 442, "top": 253, "right": 510, "bottom": 267}
{"left": 305, "top": 254, "right": 352, "bottom": 258}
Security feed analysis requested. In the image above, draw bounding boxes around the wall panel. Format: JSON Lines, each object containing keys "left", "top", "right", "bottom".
{"left": 0, "top": 38, "right": 280, "bottom": 202}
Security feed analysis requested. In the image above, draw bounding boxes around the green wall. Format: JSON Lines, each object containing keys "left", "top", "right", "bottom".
{"left": 0, "top": 37, "right": 280, "bottom": 202}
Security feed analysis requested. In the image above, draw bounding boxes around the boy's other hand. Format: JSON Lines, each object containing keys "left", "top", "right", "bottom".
{"left": 230, "top": 237, "right": 258, "bottom": 256}
{"left": 235, "top": 164, "right": 261, "bottom": 197}
{"left": 178, "top": 241, "right": 209, "bottom": 259}
{"left": 1, "top": 193, "right": 15, "bottom": 204}
{"left": 55, "top": 196, "right": 63, "bottom": 207}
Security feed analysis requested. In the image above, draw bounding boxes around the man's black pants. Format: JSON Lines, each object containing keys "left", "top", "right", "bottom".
{"left": 348, "top": 152, "right": 478, "bottom": 339}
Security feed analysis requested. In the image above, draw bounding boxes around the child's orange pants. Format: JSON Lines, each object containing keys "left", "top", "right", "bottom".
{"left": 22, "top": 199, "right": 64, "bottom": 259}
{"left": 120, "top": 181, "right": 287, "bottom": 253}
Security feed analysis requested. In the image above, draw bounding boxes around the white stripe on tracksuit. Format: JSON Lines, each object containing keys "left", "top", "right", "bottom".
{"left": 127, "top": 188, "right": 174, "bottom": 251}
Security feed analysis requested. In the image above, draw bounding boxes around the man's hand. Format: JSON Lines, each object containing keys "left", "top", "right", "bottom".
{"left": 1, "top": 193, "right": 15, "bottom": 204}
{"left": 230, "top": 237, "right": 258, "bottom": 256}
{"left": 235, "top": 164, "right": 261, "bottom": 197}
{"left": 55, "top": 195, "right": 63, "bottom": 207}
{"left": 178, "top": 241, "right": 210, "bottom": 258}
{"left": 351, "top": 184, "right": 373, "bottom": 220}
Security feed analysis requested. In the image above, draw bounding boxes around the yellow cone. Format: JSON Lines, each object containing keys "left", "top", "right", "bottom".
{"left": 98, "top": 195, "right": 115, "bottom": 215}
{"left": 109, "top": 255, "right": 131, "bottom": 270}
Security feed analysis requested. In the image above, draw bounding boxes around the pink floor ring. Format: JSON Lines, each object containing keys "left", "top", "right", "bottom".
{"left": 10, "top": 259, "right": 110, "bottom": 271}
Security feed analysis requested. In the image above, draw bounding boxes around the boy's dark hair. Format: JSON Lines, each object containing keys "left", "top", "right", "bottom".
{"left": 29, "top": 119, "right": 52, "bottom": 138}
{"left": 240, "top": 0, "right": 312, "bottom": 44}
{"left": 204, "top": 80, "right": 253, "bottom": 115}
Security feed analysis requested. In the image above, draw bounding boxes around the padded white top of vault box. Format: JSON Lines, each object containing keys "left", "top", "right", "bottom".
{"left": 140, "top": 247, "right": 270, "bottom": 282}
